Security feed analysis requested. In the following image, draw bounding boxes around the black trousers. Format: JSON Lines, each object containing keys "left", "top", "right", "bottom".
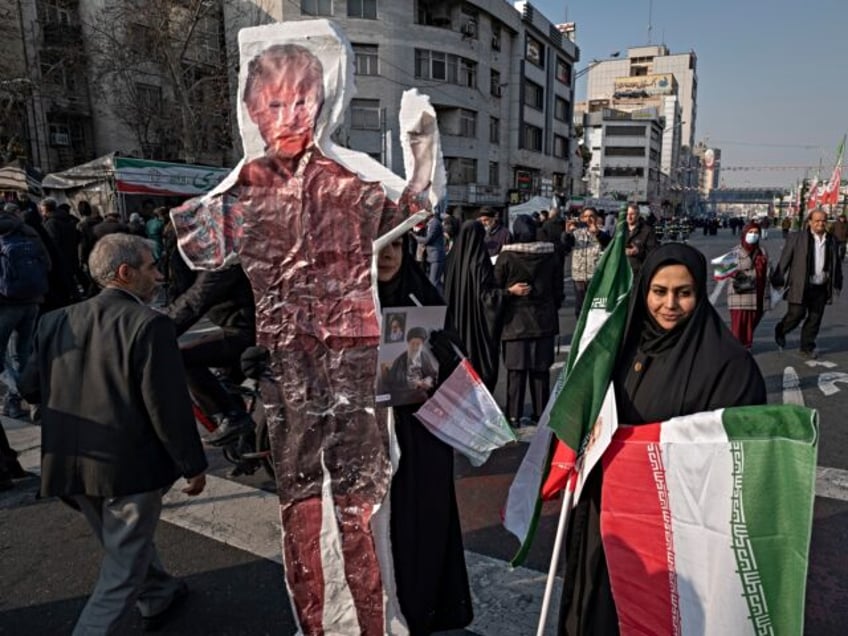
{"left": 777, "top": 284, "right": 828, "bottom": 352}
{"left": 506, "top": 370, "right": 550, "bottom": 422}
{"left": 180, "top": 330, "right": 253, "bottom": 416}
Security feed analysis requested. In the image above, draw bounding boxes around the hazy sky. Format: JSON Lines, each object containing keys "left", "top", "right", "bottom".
{"left": 533, "top": 0, "right": 847, "bottom": 189}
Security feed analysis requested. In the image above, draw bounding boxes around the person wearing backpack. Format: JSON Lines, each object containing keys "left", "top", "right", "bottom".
{"left": 0, "top": 202, "right": 51, "bottom": 422}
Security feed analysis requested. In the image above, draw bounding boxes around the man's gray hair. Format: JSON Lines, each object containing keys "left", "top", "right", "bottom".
{"left": 89, "top": 233, "right": 155, "bottom": 287}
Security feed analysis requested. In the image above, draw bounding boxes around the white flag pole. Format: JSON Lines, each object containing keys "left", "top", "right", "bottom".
{"left": 536, "top": 485, "right": 574, "bottom": 636}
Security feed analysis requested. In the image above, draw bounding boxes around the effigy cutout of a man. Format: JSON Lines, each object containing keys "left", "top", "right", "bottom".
{"left": 171, "top": 20, "right": 442, "bottom": 636}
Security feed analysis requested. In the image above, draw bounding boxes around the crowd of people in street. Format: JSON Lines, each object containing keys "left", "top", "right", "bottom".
{"left": 0, "top": 25, "right": 844, "bottom": 634}
{"left": 1, "top": 173, "right": 845, "bottom": 633}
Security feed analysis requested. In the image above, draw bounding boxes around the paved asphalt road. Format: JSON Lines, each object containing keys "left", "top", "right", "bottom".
{"left": 2, "top": 228, "right": 847, "bottom": 635}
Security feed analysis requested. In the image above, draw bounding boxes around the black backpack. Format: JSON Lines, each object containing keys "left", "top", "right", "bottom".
{"left": 0, "top": 230, "right": 50, "bottom": 300}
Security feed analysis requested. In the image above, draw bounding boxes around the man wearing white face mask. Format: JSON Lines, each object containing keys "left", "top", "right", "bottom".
{"left": 727, "top": 221, "right": 770, "bottom": 349}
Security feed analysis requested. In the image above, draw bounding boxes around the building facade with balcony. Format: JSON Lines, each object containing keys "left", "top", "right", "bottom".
{"left": 16, "top": 0, "right": 96, "bottom": 172}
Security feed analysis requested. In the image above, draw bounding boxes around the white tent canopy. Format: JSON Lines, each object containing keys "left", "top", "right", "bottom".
{"left": 507, "top": 195, "right": 556, "bottom": 230}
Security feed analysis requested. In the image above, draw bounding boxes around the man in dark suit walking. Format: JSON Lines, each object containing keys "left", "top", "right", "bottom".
{"left": 772, "top": 208, "right": 843, "bottom": 358}
{"left": 20, "top": 233, "right": 207, "bottom": 634}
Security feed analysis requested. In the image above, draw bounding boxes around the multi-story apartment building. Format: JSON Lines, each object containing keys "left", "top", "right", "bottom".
{"left": 6, "top": 0, "right": 578, "bottom": 208}
{"left": 585, "top": 44, "right": 698, "bottom": 209}
{"left": 582, "top": 107, "right": 664, "bottom": 203}
{"left": 15, "top": 0, "right": 96, "bottom": 171}
{"left": 9, "top": 0, "right": 231, "bottom": 173}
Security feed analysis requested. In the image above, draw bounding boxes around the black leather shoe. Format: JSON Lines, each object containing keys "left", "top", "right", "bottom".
{"left": 142, "top": 581, "right": 188, "bottom": 632}
{"left": 203, "top": 413, "right": 254, "bottom": 447}
{"left": 774, "top": 324, "right": 786, "bottom": 349}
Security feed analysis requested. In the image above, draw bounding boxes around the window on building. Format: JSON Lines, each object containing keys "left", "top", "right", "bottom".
{"left": 415, "top": 49, "right": 476, "bottom": 88}
{"left": 525, "top": 35, "right": 544, "bottom": 67}
{"left": 458, "top": 57, "right": 477, "bottom": 87}
{"left": 524, "top": 79, "right": 544, "bottom": 110}
{"left": 489, "top": 161, "right": 500, "bottom": 186}
{"left": 136, "top": 83, "right": 163, "bottom": 114}
{"left": 554, "top": 96, "right": 570, "bottom": 121}
{"left": 489, "top": 116, "right": 500, "bottom": 144}
{"left": 40, "top": 49, "right": 76, "bottom": 91}
{"left": 606, "top": 125, "right": 647, "bottom": 136}
{"left": 353, "top": 44, "right": 378, "bottom": 75}
{"left": 556, "top": 57, "right": 571, "bottom": 85}
{"left": 301, "top": 0, "right": 332, "bottom": 16}
{"left": 604, "top": 146, "right": 646, "bottom": 157}
{"left": 491, "top": 22, "right": 501, "bottom": 51}
{"left": 38, "top": 1, "right": 72, "bottom": 25}
{"left": 490, "top": 69, "right": 501, "bottom": 97}
{"left": 604, "top": 166, "right": 645, "bottom": 177}
{"left": 351, "top": 98, "right": 380, "bottom": 130}
{"left": 445, "top": 157, "right": 477, "bottom": 184}
{"left": 347, "top": 0, "right": 376, "bottom": 19}
{"left": 48, "top": 122, "right": 71, "bottom": 146}
{"left": 459, "top": 109, "right": 476, "bottom": 137}
{"left": 554, "top": 135, "right": 568, "bottom": 158}
{"left": 523, "top": 124, "right": 543, "bottom": 152}
{"left": 415, "top": 49, "right": 443, "bottom": 80}
{"left": 553, "top": 172, "right": 566, "bottom": 189}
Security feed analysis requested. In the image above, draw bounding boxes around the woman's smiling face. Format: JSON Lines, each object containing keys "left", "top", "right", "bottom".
{"left": 646, "top": 264, "right": 697, "bottom": 330}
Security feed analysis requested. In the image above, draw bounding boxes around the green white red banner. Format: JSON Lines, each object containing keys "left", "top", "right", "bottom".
{"left": 114, "top": 157, "right": 229, "bottom": 196}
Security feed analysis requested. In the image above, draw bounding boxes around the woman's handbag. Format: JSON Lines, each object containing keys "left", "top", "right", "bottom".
{"left": 732, "top": 273, "right": 756, "bottom": 293}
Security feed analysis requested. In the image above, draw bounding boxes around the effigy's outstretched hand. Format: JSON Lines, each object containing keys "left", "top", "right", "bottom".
{"left": 407, "top": 110, "right": 436, "bottom": 193}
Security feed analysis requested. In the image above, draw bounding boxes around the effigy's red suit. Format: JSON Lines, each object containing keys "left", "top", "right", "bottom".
{"left": 173, "top": 148, "right": 424, "bottom": 634}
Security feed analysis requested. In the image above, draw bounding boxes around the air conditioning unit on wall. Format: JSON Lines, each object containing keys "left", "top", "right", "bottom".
{"left": 461, "top": 21, "right": 476, "bottom": 37}
{"left": 50, "top": 132, "right": 70, "bottom": 146}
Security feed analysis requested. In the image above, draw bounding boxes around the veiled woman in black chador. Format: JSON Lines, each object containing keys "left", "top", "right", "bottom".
{"left": 377, "top": 236, "right": 473, "bottom": 635}
{"left": 558, "top": 242, "right": 766, "bottom": 635}
{"left": 443, "top": 220, "right": 506, "bottom": 391}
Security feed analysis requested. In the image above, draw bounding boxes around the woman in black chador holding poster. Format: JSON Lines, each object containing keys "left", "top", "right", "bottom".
{"left": 377, "top": 237, "right": 473, "bottom": 635}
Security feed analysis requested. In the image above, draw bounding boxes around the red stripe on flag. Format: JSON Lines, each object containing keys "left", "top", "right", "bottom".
{"left": 601, "top": 424, "right": 681, "bottom": 635}
{"left": 540, "top": 439, "right": 576, "bottom": 500}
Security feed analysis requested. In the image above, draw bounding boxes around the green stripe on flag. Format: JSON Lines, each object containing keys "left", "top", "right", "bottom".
{"left": 721, "top": 404, "right": 817, "bottom": 443}
{"left": 724, "top": 405, "right": 818, "bottom": 635}
{"left": 547, "top": 219, "right": 632, "bottom": 447}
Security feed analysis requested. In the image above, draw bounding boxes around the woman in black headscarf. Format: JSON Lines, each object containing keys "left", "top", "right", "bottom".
{"left": 559, "top": 242, "right": 766, "bottom": 635}
{"left": 444, "top": 220, "right": 514, "bottom": 391}
{"left": 377, "top": 236, "right": 473, "bottom": 635}
{"left": 495, "top": 214, "right": 564, "bottom": 427}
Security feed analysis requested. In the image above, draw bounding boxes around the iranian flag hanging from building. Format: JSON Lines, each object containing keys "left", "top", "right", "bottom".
{"left": 601, "top": 404, "right": 817, "bottom": 635}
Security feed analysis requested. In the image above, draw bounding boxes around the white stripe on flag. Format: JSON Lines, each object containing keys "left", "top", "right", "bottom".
{"left": 660, "top": 428, "right": 752, "bottom": 633}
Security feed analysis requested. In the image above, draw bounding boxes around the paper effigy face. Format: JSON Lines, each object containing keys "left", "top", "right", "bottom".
{"left": 171, "top": 19, "right": 443, "bottom": 635}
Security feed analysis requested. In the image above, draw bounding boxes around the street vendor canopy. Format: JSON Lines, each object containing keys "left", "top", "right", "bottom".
{"left": 42, "top": 154, "right": 229, "bottom": 197}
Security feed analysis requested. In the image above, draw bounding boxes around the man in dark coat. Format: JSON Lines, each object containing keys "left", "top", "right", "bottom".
{"left": 623, "top": 203, "right": 658, "bottom": 277}
{"left": 772, "top": 208, "right": 843, "bottom": 357}
{"left": 164, "top": 263, "right": 256, "bottom": 445}
{"left": 19, "top": 232, "right": 207, "bottom": 634}
{"left": 41, "top": 198, "right": 83, "bottom": 292}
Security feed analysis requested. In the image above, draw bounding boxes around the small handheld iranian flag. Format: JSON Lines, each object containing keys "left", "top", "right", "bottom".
{"left": 602, "top": 405, "right": 817, "bottom": 635}
{"left": 711, "top": 249, "right": 739, "bottom": 280}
